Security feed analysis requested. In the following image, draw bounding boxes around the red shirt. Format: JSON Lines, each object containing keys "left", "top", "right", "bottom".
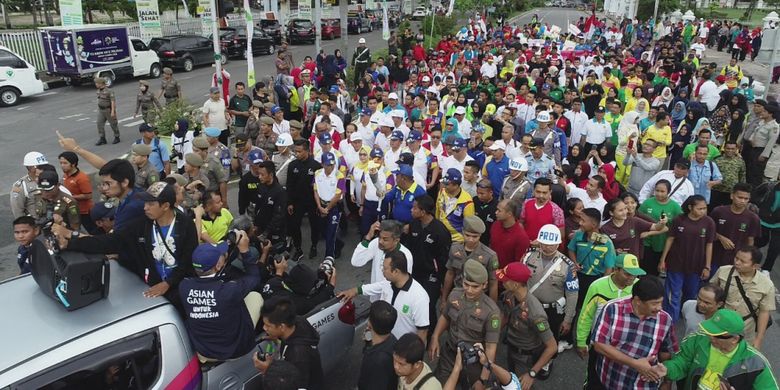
{"left": 490, "top": 221, "right": 530, "bottom": 267}
{"left": 62, "top": 169, "right": 93, "bottom": 215}
{"left": 521, "top": 199, "right": 565, "bottom": 242}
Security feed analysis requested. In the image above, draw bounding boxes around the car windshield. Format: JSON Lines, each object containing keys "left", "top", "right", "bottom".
{"left": 293, "top": 20, "right": 312, "bottom": 28}
{"left": 260, "top": 20, "right": 278, "bottom": 27}
{"left": 148, "top": 38, "right": 170, "bottom": 51}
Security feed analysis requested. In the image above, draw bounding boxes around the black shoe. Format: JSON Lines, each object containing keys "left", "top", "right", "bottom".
{"left": 293, "top": 248, "right": 304, "bottom": 262}
{"left": 538, "top": 361, "right": 552, "bottom": 380}
{"left": 309, "top": 246, "right": 317, "bottom": 259}
{"left": 95, "top": 138, "right": 107, "bottom": 146}
{"left": 112, "top": 137, "right": 121, "bottom": 144}
{"left": 334, "top": 240, "right": 344, "bottom": 259}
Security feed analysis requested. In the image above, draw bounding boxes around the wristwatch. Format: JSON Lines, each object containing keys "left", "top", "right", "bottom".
{"left": 528, "top": 370, "right": 537, "bottom": 378}
{"left": 70, "top": 231, "right": 80, "bottom": 239}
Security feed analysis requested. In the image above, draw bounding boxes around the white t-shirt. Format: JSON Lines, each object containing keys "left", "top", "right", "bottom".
{"left": 690, "top": 42, "right": 706, "bottom": 57}
{"left": 582, "top": 119, "right": 613, "bottom": 145}
{"left": 202, "top": 99, "right": 228, "bottom": 130}
{"left": 351, "top": 239, "right": 414, "bottom": 288}
{"left": 699, "top": 80, "right": 721, "bottom": 112}
{"left": 699, "top": 26, "right": 710, "bottom": 39}
{"left": 681, "top": 299, "right": 705, "bottom": 337}
{"left": 361, "top": 278, "right": 430, "bottom": 338}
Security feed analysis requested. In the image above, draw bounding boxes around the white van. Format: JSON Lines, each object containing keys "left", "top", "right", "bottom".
{"left": 0, "top": 45, "right": 45, "bottom": 107}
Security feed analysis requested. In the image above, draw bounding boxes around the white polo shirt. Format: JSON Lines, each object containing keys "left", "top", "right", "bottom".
{"left": 361, "top": 277, "right": 430, "bottom": 338}
{"left": 313, "top": 168, "right": 344, "bottom": 202}
{"left": 351, "top": 240, "right": 414, "bottom": 288}
{"left": 582, "top": 118, "right": 612, "bottom": 146}
{"left": 567, "top": 183, "right": 607, "bottom": 215}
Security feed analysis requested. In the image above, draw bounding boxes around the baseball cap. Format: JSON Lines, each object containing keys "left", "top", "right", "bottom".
{"left": 441, "top": 168, "right": 462, "bottom": 184}
{"left": 370, "top": 148, "right": 384, "bottom": 158}
{"left": 422, "top": 75, "right": 431, "bottom": 82}
{"left": 321, "top": 151, "right": 336, "bottom": 166}
{"left": 393, "top": 164, "right": 414, "bottom": 177}
{"left": 489, "top": 140, "right": 506, "bottom": 151}
{"left": 137, "top": 181, "right": 176, "bottom": 205}
{"left": 248, "top": 149, "right": 264, "bottom": 164}
{"left": 37, "top": 170, "right": 58, "bottom": 191}
{"left": 388, "top": 92, "right": 399, "bottom": 100}
{"left": 329, "top": 85, "right": 339, "bottom": 94}
{"left": 204, "top": 127, "right": 221, "bottom": 137}
{"left": 675, "top": 158, "right": 691, "bottom": 169}
{"left": 396, "top": 152, "right": 414, "bottom": 166}
{"left": 537, "top": 224, "right": 562, "bottom": 245}
{"left": 139, "top": 123, "right": 155, "bottom": 132}
{"left": 209, "top": 86, "right": 220, "bottom": 94}
{"left": 379, "top": 116, "right": 395, "bottom": 128}
{"left": 349, "top": 132, "right": 363, "bottom": 142}
{"left": 615, "top": 254, "right": 646, "bottom": 276}
{"left": 271, "top": 106, "right": 282, "bottom": 114}
{"left": 23, "top": 151, "right": 48, "bottom": 167}
{"left": 699, "top": 309, "right": 745, "bottom": 336}
{"left": 454, "top": 106, "right": 467, "bottom": 115}
{"left": 360, "top": 108, "right": 372, "bottom": 116}
{"left": 192, "top": 242, "right": 229, "bottom": 271}
{"left": 509, "top": 157, "right": 528, "bottom": 171}
{"left": 495, "top": 262, "right": 532, "bottom": 283}
{"left": 595, "top": 106, "right": 606, "bottom": 113}
{"left": 389, "top": 130, "right": 405, "bottom": 140}
{"left": 391, "top": 109, "right": 405, "bottom": 118}
{"left": 276, "top": 133, "right": 294, "bottom": 147}
{"left": 451, "top": 138, "right": 467, "bottom": 149}
{"left": 90, "top": 201, "right": 116, "bottom": 221}
{"left": 716, "top": 75, "right": 727, "bottom": 83}
{"left": 318, "top": 132, "right": 333, "bottom": 145}
{"left": 407, "top": 130, "right": 422, "bottom": 142}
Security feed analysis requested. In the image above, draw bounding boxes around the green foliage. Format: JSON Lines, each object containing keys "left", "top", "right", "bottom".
{"left": 148, "top": 99, "right": 202, "bottom": 137}
{"left": 421, "top": 15, "right": 458, "bottom": 37}
{"left": 636, "top": 0, "right": 678, "bottom": 20}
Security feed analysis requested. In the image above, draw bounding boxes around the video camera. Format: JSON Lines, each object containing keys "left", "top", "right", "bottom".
{"left": 457, "top": 341, "right": 483, "bottom": 365}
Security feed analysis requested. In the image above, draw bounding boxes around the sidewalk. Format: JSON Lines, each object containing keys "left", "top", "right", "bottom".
{"left": 700, "top": 47, "right": 779, "bottom": 97}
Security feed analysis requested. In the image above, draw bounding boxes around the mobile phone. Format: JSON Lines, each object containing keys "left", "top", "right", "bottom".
{"left": 627, "top": 138, "right": 634, "bottom": 150}
{"left": 660, "top": 212, "right": 667, "bottom": 220}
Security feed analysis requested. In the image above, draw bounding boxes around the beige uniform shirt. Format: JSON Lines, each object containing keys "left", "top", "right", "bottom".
{"left": 523, "top": 249, "right": 580, "bottom": 323}
{"left": 446, "top": 242, "right": 499, "bottom": 288}
{"left": 713, "top": 265, "right": 777, "bottom": 341}
{"left": 443, "top": 288, "right": 501, "bottom": 347}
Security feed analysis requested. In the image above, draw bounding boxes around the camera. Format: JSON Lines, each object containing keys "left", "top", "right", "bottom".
{"left": 318, "top": 256, "right": 335, "bottom": 280}
{"left": 457, "top": 341, "right": 481, "bottom": 365}
{"left": 590, "top": 232, "right": 610, "bottom": 245}
{"left": 225, "top": 229, "right": 242, "bottom": 247}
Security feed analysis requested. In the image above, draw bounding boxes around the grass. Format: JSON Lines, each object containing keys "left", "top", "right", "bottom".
{"left": 705, "top": 7, "right": 772, "bottom": 26}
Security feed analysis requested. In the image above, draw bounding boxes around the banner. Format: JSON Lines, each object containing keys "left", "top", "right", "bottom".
{"left": 299, "top": 4, "right": 312, "bottom": 20}
{"left": 197, "top": 0, "right": 213, "bottom": 36}
{"left": 244, "top": 0, "right": 255, "bottom": 88}
{"left": 382, "top": 4, "right": 389, "bottom": 40}
{"left": 136, "top": 0, "right": 163, "bottom": 42}
{"left": 59, "top": 0, "right": 83, "bottom": 26}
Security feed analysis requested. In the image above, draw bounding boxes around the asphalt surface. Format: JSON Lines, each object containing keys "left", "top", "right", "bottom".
{"left": 1, "top": 8, "right": 779, "bottom": 389}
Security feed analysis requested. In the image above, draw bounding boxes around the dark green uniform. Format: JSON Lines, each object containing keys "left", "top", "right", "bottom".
{"left": 501, "top": 292, "right": 554, "bottom": 374}
{"left": 447, "top": 243, "right": 499, "bottom": 288}
{"left": 39, "top": 192, "right": 81, "bottom": 231}
{"left": 135, "top": 161, "right": 160, "bottom": 190}
{"left": 97, "top": 86, "right": 119, "bottom": 139}
{"left": 202, "top": 155, "right": 227, "bottom": 192}
{"left": 136, "top": 91, "right": 161, "bottom": 124}
{"left": 161, "top": 77, "right": 181, "bottom": 104}
{"left": 183, "top": 170, "right": 210, "bottom": 209}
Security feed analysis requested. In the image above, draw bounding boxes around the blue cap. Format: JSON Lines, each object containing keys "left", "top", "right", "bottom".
{"left": 248, "top": 149, "right": 264, "bottom": 164}
{"left": 451, "top": 137, "right": 467, "bottom": 149}
{"left": 406, "top": 130, "right": 422, "bottom": 142}
{"left": 318, "top": 132, "right": 333, "bottom": 144}
{"left": 390, "top": 130, "right": 405, "bottom": 140}
{"left": 393, "top": 164, "right": 414, "bottom": 177}
{"left": 89, "top": 201, "right": 116, "bottom": 221}
{"left": 321, "top": 151, "right": 336, "bottom": 165}
{"left": 271, "top": 105, "right": 282, "bottom": 114}
{"left": 370, "top": 148, "right": 384, "bottom": 158}
{"left": 204, "top": 127, "right": 221, "bottom": 137}
{"left": 192, "top": 242, "right": 229, "bottom": 270}
{"left": 329, "top": 85, "right": 339, "bottom": 94}
{"left": 138, "top": 123, "right": 155, "bottom": 132}
{"left": 360, "top": 108, "right": 372, "bottom": 116}
{"left": 442, "top": 168, "right": 462, "bottom": 184}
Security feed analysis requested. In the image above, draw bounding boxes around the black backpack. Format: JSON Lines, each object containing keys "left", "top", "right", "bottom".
{"left": 752, "top": 181, "right": 780, "bottom": 224}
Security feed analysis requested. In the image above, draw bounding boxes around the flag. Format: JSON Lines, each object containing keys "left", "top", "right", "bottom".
{"left": 583, "top": 3, "right": 596, "bottom": 40}
{"left": 244, "top": 0, "right": 255, "bottom": 88}
{"left": 382, "top": 4, "right": 389, "bottom": 40}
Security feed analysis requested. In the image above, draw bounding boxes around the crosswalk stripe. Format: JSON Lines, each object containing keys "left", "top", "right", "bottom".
{"left": 124, "top": 120, "right": 145, "bottom": 127}
{"left": 77, "top": 117, "right": 90, "bottom": 121}
{"left": 118, "top": 116, "right": 135, "bottom": 123}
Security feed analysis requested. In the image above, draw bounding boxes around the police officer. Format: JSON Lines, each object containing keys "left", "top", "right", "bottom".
{"left": 158, "top": 67, "right": 182, "bottom": 105}
{"left": 178, "top": 235, "right": 267, "bottom": 361}
{"left": 352, "top": 38, "right": 371, "bottom": 86}
{"left": 131, "top": 143, "right": 160, "bottom": 191}
{"left": 442, "top": 216, "right": 500, "bottom": 303}
{"left": 95, "top": 77, "right": 120, "bottom": 145}
{"left": 204, "top": 127, "right": 232, "bottom": 177}
{"left": 252, "top": 160, "right": 287, "bottom": 247}
{"left": 192, "top": 137, "right": 228, "bottom": 207}
{"left": 272, "top": 133, "right": 295, "bottom": 188}
{"left": 522, "top": 224, "right": 579, "bottom": 355}
{"left": 11, "top": 151, "right": 48, "bottom": 218}
{"left": 135, "top": 80, "right": 161, "bottom": 124}
{"left": 314, "top": 151, "right": 346, "bottom": 258}
{"left": 182, "top": 153, "right": 211, "bottom": 210}
{"left": 429, "top": 259, "right": 501, "bottom": 387}
{"left": 498, "top": 262, "right": 558, "bottom": 390}
{"left": 37, "top": 170, "right": 81, "bottom": 231}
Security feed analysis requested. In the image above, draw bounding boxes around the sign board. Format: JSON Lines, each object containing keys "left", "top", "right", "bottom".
{"left": 136, "top": 0, "right": 163, "bottom": 41}
{"left": 403, "top": 0, "right": 412, "bottom": 14}
{"left": 298, "top": 4, "right": 312, "bottom": 20}
{"left": 197, "top": 0, "right": 213, "bottom": 36}
{"left": 59, "top": 0, "right": 83, "bottom": 26}
{"left": 528, "top": 38, "right": 545, "bottom": 47}
{"left": 322, "top": 4, "right": 336, "bottom": 18}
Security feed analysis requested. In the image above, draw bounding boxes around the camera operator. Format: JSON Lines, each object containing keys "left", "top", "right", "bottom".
{"left": 261, "top": 253, "right": 337, "bottom": 315}
{"left": 444, "top": 343, "right": 521, "bottom": 390}
{"left": 178, "top": 231, "right": 269, "bottom": 361}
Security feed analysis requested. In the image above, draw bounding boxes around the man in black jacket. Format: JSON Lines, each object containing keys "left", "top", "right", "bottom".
{"left": 358, "top": 300, "right": 398, "bottom": 390}
{"left": 253, "top": 160, "right": 287, "bottom": 246}
{"left": 253, "top": 296, "right": 324, "bottom": 390}
{"left": 237, "top": 149, "right": 264, "bottom": 215}
{"left": 55, "top": 181, "right": 196, "bottom": 306}
{"left": 286, "top": 139, "right": 322, "bottom": 260}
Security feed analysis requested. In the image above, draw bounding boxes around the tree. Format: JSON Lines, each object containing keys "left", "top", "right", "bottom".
{"left": 636, "top": 0, "right": 679, "bottom": 20}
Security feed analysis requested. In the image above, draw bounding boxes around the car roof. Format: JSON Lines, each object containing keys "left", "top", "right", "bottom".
{"left": 0, "top": 261, "right": 168, "bottom": 375}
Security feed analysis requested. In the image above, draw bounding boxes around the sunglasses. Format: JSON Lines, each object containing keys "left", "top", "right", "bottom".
{"left": 712, "top": 334, "right": 737, "bottom": 340}
{"left": 431, "top": 135, "right": 441, "bottom": 139}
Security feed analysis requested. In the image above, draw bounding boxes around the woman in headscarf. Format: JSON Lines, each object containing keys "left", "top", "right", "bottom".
{"left": 725, "top": 108, "right": 747, "bottom": 144}
{"left": 499, "top": 59, "right": 515, "bottom": 79}
{"left": 171, "top": 118, "right": 195, "bottom": 174}
{"left": 669, "top": 123, "right": 691, "bottom": 169}
{"left": 321, "top": 54, "right": 340, "bottom": 90}
{"left": 709, "top": 104, "right": 731, "bottom": 146}
{"left": 727, "top": 92, "right": 748, "bottom": 114}
{"left": 652, "top": 86, "right": 675, "bottom": 112}
{"left": 599, "top": 164, "right": 622, "bottom": 202}
{"left": 576, "top": 160, "right": 592, "bottom": 188}
{"left": 334, "top": 49, "right": 347, "bottom": 78}
{"left": 670, "top": 101, "right": 687, "bottom": 130}
{"left": 615, "top": 111, "right": 641, "bottom": 185}
{"left": 564, "top": 143, "right": 586, "bottom": 167}
{"left": 634, "top": 98, "right": 650, "bottom": 120}
{"left": 692, "top": 117, "right": 712, "bottom": 142}
{"left": 442, "top": 117, "right": 460, "bottom": 141}
{"left": 671, "top": 86, "right": 690, "bottom": 108}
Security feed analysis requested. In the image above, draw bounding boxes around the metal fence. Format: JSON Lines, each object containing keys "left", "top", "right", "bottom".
{"left": 0, "top": 30, "right": 46, "bottom": 70}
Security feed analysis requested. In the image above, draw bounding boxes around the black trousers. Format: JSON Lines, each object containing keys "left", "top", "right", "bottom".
{"left": 544, "top": 305, "right": 573, "bottom": 344}
{"left": 758, "top": 225, "right": 780, "bottom": 272}
{"left": 709, "top": 190, "right": 731, "bottom": 211}
{"left": 642, "top": 247, "right": 662, "bottom": 277}
{"left": 289, "top": 203, "right": 321, "bottom": 250}
{"left": 414, "top": 272, "right": 443, "bottom": 344}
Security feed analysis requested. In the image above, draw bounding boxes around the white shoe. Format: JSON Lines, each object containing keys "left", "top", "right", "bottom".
{"left": 557, "top": 340, "right": 573, "bottom": 353}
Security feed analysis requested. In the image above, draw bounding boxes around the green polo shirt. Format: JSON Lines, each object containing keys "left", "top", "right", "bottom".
{"left": 682, "top": 143, "right": 721, "bottom": 160}
{"left": 567, "top": 231, "right": 616, "bottom": 276}
{"left": 201, "top": 208, "right": 234, "bottom": 242}
{"left": 576, "top": 274, "right": 637, "bottom": 347}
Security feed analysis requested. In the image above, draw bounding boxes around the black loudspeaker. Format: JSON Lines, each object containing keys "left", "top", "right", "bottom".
{"left": 29, "top": 237, "right": 110, "bottom": 311}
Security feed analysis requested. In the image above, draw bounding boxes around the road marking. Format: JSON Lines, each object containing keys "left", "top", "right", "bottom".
{"left": 16, "top": 105, "right": 30, "bottom": 110}
{"left": 77, "top": 117, "right": 90, "bottom": 121}
{"left": 58, "top": 113, "right": 84, "bottom": 119}
{"left": 124, "top": 119, "right": 145, "bottom": 127}
{"left": 118, "top": 116, "right": 135, "bottom": 123}
{"left": 38, "top": 91, "right": 58, "bottom": 96}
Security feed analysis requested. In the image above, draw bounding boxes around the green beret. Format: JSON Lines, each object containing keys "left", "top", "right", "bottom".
{"left": 261, "top": 116, "right": 275, "bottom": 125}
{"left": 184, "top": 153, "right": 204, "bottom": 167}
{"left": 131, "top": 143, "right": 152, "bottom": 156}
{"left": 463, "top": 259, "right": 488, "bottom": 284}
{"left": 263, "top": 102, "right": 275, "bottom": 110}
{"left": 463, "top": 215, "right": 486, "bottom": 234}
{"left": 192, "top": 137, "right": 209, "bottom": 149}
{"left": 166, "top": 173, "right": 187, "bottom": 186}
{"left": 289, "top": 120, "right": 303, "bottom": 129}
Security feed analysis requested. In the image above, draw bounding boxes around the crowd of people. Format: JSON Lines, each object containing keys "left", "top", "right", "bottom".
{"left": 9, "top": 8, "right": 780, "bottom": 390}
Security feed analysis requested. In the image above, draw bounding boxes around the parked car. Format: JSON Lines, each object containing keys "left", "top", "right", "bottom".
{"left": 321, "top": 18, "right": 342, "bottom": 40}
{"left": 0, "top": 45, "right": 46, "bottom": 106}
{"left": 149, "top": 35, "right": 226, "bottom": 72}
{"left": 0, "top": 260, "right": 359, "bottom": 388}
{"left": 347, "top": 13, "right": 372, "bottom": 34}
{"left": 258, "top": 19, "right": 283, "bottom": 45}
{"left": 214, "top": 26, "right": 275, "bottom": 59}
{"left": 412, "top": 6, "right": 429, "bottom": 20}
{"left": 286, "top": 18, "right": 316, "bottom": 44}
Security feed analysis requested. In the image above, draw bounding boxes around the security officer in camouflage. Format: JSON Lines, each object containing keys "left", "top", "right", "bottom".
{"left": 135, "top": 80, "right": 161, "bottom": 124}
{"left": 497, "top": 262, "right": 558, "bottom": 388}
{"left": 95, "top": 77, "right": 120, "bottom": 145}
{"left": 131, "top": 143, "right": 160, "bottom": 191}
{"left": 429, "top": 259, "right": 501, "bottom": 386}
{"left": 158, "top": 67, "right": 182, "bottom": 105}
{"left": 37, "top": 170, "right": 81, "bottom": 231}
{"left": 443, "top": 216, "right": 500, "bottom": 303}
{"left": 182, "top": 153, "right": 211, "bottom": 210}
{"left": 522, "top": 224, "right": 579, "bottom": 354}
{"left": 10, "top": 151, "right": 48, "bottom": 219}
{"left": 192, "top": 136, "right": 228, "bottom": 205}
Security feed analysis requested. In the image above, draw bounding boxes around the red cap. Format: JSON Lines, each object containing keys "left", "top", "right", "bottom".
{"left": 495, "top": 262, "right": 532, "bottom": 283}
{"left": 716, "top": 75, "right": 727, "bottom": 83}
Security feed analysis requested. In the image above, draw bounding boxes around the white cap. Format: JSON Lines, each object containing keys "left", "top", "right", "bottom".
{"left": 380, "top": 116, "right": 395, "bottom": 128}
{"left": 350, "top": 132, "right": 363, "bottom": 142}
{"left": 426, "top": 86, "right": 439, "bottom": 94}
{"left": 509, "top": 157, "right": 528, "bottom": 171}
{"left": 23, "top": 151, "right": 48, "bottom": 167}
{"left": 358, "top": 37, "right": 366, "bottom": 44}
{"left": 454, "top": 106, "right": 467, "bottom": 115}
{"left": 537, "top": 224, "right": 562, "bottom": 245}
{"left": 422, "top": 75, "right": 431, "bottom": 82}
{"left": 388, "top": 92, "right": 399, "bottom": 100}
{"left": 536, "top": 111, "right": 551, "bottom": 122}
{"left": 488, "top": 140, "right": 506, "bottom": 150}
{"left": 391, "top": 109, "right": 405, "bottom": 118}
{"left": 275, "top": 133, "right": 293, "bottom": 147}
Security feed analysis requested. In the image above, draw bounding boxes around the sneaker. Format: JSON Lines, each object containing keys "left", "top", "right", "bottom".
{"left": 308, "top": 245, "right": 317, "bottom": 259}
{"left": 112, "top": 137, "right": 121, "bottom": 144}
{"left": 95, "top": 138, "right": 107, "bottom": 146}
{"left": 538, "top": 361, "right": 552, "bottom": 380}
{"left": 557, "top": 340, "right": 573, "bottom": 354}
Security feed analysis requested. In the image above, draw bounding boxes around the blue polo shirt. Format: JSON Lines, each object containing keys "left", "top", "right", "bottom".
{"left": 567, "top": 231, "right": 617, "bottom": 276}
{"left": 483, "top": 155, "right": 510, "bottom": 198}
{"left": 688, "top": 160, "right": 723, "bottom": 203}
{"left": 134, "top": 138, "right": 170, "bottom": 173}
{"left": 114, "top": 189, "right": 146, "bottom": 231}
{"left": 384, "top": 182, "right": 427, "bottom": 223}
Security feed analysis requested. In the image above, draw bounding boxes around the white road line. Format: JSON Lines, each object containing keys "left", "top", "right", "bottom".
{"left": 118, "top": 116, "right": 135, "bottom": 123}
{"left": 124, "top": 119, "right": 145, "bottom": 127}
{"left": 77, "top": 117, "right": 90, "bottom": 121}
{"left": 58, "top": 113, "right": 84, "bottom": 120}
{"left": 16, "top": 105, "right": 30, "bottom": 110}
{"left": 38, "top": 91, "right": 58, "bottom": 96}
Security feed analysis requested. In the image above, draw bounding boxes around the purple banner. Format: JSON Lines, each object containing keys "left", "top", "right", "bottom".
{"left": 75, "top": 27, "right": 131, "bottom": 69}
{"left": 40, "top": 29, "right": 78, "bottom": 74}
